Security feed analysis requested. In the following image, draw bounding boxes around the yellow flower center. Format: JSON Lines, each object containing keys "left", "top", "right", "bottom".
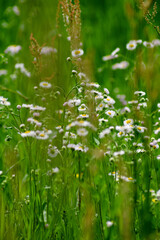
{"left": 74, "top": 50, "right": 81, "bottom": 55}
{"left": 126, "top": 120, "right": 131, "bottom": 124}
{"left": 40, "top": 133, "right": 45, "bottom": 137}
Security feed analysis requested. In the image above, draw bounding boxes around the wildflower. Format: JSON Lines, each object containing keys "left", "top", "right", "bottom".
{"left": 112, "top": 61, "right": 129, "bottom": 70}
{"left": 36, "top": 131, "right": 49, "bottom": 140}
{"left": 66, "top": 120, "right": 96, "bottom": 130}
{"left": 143, "top": 41, "right": 154, "bottom": 48}
{"left": 96, "top": 102, "right": 105, "bottom": 111}
{"left": 105, "top": 110, "right": 116, "bottom": 118}
{"left": 52, "top": 167, "right": 59, "bottom": 173}
{"left": 75, "top": 144, "right": 89, "bottom": 152}
{"left": 150, "top": 140, "right": 159, "bottom": 149}
{"left": 156, "top": 190, "right": 160, "bottom": 200}
{"left": 136, "top": 126, "right": 147, "bottom": 133}
{"left": 117, "top": 131, "right": 125, "bottom": 137}
{"left": 78, "top": 72, "right": 86, "bottom": 80}
{"left": 99, "top": 128, "right": 111, "bottom": 138}
{"left": 154, "top": 127, "right": 160, "bottom": 135}
{"left": 78, "top": 104, "right": 87, "bottom": 112}
{"left": 106, "top": 221, "right": 113, "bottom": 227}
{"left": 104, "top": 96, "right": 115, "bottom": 105}
{"left": 48, "top": 146, "right": 59, "bottom": 158}
{"left": 134, "top": 91, "right": 146, "bottom": 97}
{"left": 20, "top": 130, "right": 36, "bottom": 137}
{"left": 41, "top": 46, "right": 57, "bottom": 55}
{"left": 152, "top": 39, "right": 160, "bottom": 46}
{"left": 15, "top": 63, "right": 31, "bottom": 77}
{"left": 27, "top": 118, "right": 42, "bottom": 127}
{"left": 98, "top": 118, "right": 108, "bottom": 124}
{"left": 0, "top": 69, "right": 7, "bottom": 76}
{"left": 30, "top": 105, "right": 46, "bottom": 111}
{"left": 71, "top": 49, "right": 84, "bottom": 58}
{"left": 22, "top": 103, "right": 33, "bottom": 109}
{"left": 5, "top": 45, "right": 21, "bottom": 55}
{"left": 136, "top": 149, "right": 146, "bottom": 153}
{"left": 121, "top": 107, "right": 131, "bottom": 114}
{"left": 39, "top": 81, "right": 52, "bottom": 88}
{"left": 86, "top": 82, "right": 100, "bottom": 88}
{"left": 17, "top": 105, "right": 21, "bottom": 110}
{"left": 104, "top": 88, "right": 110, "bottom": 95}
{"left": 77, "top": 114, "right": 89, "bottom": 119}
{"left": 77, "top": 128, "right": 88, "bottom": 136}
{"left": 124, "top": 119, "right": 134, "bottom": 126}
{"left": 113, "top": 150, "right": 125, "bottom": 157}
{"left": 0, "top": 96, "right": 11, "bottom": 106}
{"left": 63, "top": 99, "right": 81, "bottom": 107}
{"left": 102, "top": 47, "right": 120, "bottom": 61}
{"left": 126, "top": 41, "right": 137, "bottom": 50}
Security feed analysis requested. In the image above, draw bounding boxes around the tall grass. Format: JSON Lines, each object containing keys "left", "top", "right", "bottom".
{"left": 0, "top": 0, "right": 160, "bottom": 240}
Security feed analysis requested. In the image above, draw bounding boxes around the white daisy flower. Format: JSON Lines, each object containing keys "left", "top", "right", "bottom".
{"left": 20, "top": 130, "right": 36, "bottom": 138}
{"left": 30, "top": 105, "right": 46, "bottom": 111}
{"left": 112, "top": 61, "right": 129, "bottom": 70}
{"left": 0, "top": 96, "right": 11, "bottom": 106}
{"left": 99, "top": 128, "right": 111, "bottom": 138}
{"left": 71, "top": 49, "right": 84, "bottom": 58}
{"left": 103, "top": 96, "right": 115, "bottom": 105}
{"left": 5, "top": 45, "right": 21, "bottom": 55}
{"left": 77, "top": 128, "right": 88, "bottom": 136}
{"left": 39, "top": 81, "right": 52, "bottom": 88}
{"left": 134, "top": 91, "right": 146, "bottom": 97}
{"left": 78, "top": 104, "right": 87, "bottom": 112}
{"left": 105, "top": 110, "right": 116, "bottom": 118}
{"left": 48, "top": 146, "right": 59, "bottom": 158}
{"left": 98, "top": 118, "right": 108, "bottom": 124}
{"left": 117, "top": 131, "right": 125, "bottom": 137}
{"left": 126, "top": 41, "right": 137, "bottom": 50}
{"left": 154, "top": 127, "right": 160, "bottom": 135}
{"left": 124, "top": 119, "right": 134, "bottom": 126}
{"left": 77, "top": 114, "right": 89, "bottom": 119}
{"left": 75, "top": 144, "right": 89, "bottom": 152}
{"left": 96, "top": 102, "right": 105, "bottom": 111}
{"left": 36, "top": 131, "right": 49, "bottom": 140}
{"left": 136, "top": 126, "right": 147, "bottom": 133}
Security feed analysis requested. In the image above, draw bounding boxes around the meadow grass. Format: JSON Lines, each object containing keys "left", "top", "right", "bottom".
{"left": 0, "top": 1, "right": 160, "bottom": 240}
